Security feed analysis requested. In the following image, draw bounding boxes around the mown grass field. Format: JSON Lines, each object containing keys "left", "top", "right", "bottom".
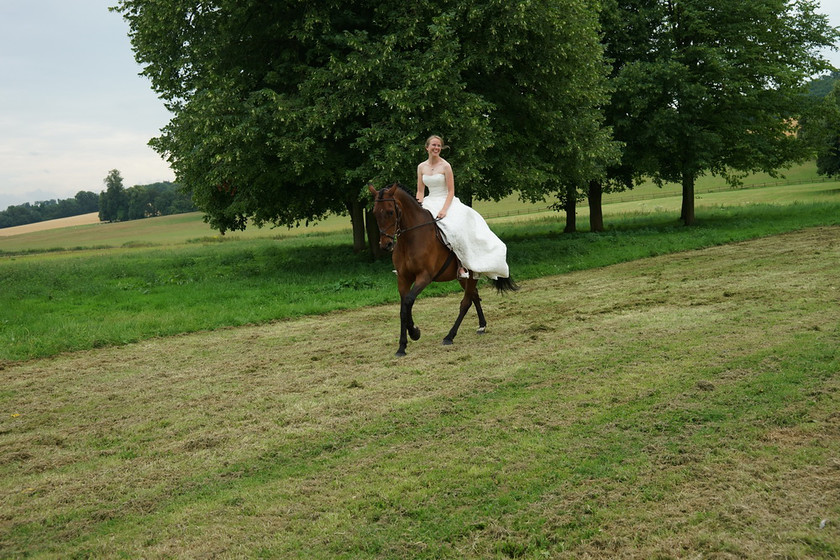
{"left": 1, "top": 167, "right": 839, "bottom": 557}
{"left": 2, "top": 227, "right": 838, "bottom": 558}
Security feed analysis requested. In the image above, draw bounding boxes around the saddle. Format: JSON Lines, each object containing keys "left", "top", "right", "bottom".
{"left": 432, "top": 223, "right": 458, "bottom": 282}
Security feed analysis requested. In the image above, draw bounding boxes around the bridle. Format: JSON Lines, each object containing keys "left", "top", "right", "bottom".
{"left": 374, "top": 189, "right": 458, "bottom": 282}
{"left": 374, "top": 195, "right": 439, "bottom": 244}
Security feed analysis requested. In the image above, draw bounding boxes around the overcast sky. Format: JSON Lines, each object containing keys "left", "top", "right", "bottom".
{"left": 1, "top": 1, "right": 839, "bottom": 210}
{"left": 0, "top": 1, "right": 173, "bottom": 210}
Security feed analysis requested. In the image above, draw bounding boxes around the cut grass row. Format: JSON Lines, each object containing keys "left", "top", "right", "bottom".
{"left": 2, "top": 227, "right": 837, "bottom": 557}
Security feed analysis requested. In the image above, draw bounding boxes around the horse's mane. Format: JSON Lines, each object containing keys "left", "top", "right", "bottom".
{"left": 388, "top": 182, "right": 422, "bottom": 207}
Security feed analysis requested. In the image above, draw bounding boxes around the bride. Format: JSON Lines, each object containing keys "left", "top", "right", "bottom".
{"left": 415, "top": 135, "right": 511, "bottom": 280}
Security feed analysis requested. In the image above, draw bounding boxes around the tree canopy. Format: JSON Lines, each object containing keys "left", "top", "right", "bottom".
{"left": 114, "top": 0, "right": 615, "bottom": 241}
{"left": 598, "top": 0, "right": 838, "bottom": 225}
{"left": 99, "top": 169, "right": 127, "bottom": 223}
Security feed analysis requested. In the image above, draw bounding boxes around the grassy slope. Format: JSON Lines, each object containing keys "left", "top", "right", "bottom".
{"left": 1, "top": 168, "right": 839, "bottom": 363}
{"left": 0, "top": 161, "right": 834, "bottom": 254}
{"left": 1, "top": 199, "right": 839, "bottom": 363}
{"left": 1, "top": 227, "right": 838, "bottom": 558}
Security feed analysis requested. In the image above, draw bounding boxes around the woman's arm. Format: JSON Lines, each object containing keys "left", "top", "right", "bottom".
{"left": 416, "top": 165, "right": 425, "bottom": 203}
{"left": 437, "top": 162, "right": 455, "bottom": 218}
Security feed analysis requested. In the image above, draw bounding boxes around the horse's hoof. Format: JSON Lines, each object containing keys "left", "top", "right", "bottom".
{"left": 395, "top": 350, "right": 406, "bottom": 357}
{"left": 477, "top": 326, "right": 486, "bottom": 335}
{"left": 409, "top": 326, "right": 421, "bottom": 341}
{"left": 442, "top": 338, "right": 453, "bottom": 346}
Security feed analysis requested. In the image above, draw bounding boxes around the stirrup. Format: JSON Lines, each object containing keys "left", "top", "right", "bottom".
{"left": 459, "top": 267, "right": 470, "bottom": 279}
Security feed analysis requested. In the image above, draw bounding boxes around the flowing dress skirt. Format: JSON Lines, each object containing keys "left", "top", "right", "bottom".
{"left": 421, "top": 174, "right": 510, "bottom": 280}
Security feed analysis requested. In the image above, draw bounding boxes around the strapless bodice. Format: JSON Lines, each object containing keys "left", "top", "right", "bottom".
{"left": 422, "top": 173, "right": 447, "bottom": 197}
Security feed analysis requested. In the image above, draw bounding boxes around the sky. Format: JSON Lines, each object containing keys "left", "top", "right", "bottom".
{"left": 1, "top": 2, "right": 840, "bottom": 211}
{"left": 0, "top": 1, "right": 174, "bottom": 210}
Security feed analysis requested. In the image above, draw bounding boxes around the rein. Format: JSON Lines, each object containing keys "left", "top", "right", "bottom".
{"left": 376, "top": 194, "right": 456, "bottom": 282}
{"left": 375, "top": 197, "right": 440, "bottom": 242}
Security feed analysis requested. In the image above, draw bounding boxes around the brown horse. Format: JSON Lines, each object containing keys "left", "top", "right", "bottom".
{"left": 369, "top": 183, "right": 517, "bottom": 357}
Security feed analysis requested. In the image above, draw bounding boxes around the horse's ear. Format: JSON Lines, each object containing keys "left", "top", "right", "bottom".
{"left": 367, "top": 184, "right": 378, "bottom": 196}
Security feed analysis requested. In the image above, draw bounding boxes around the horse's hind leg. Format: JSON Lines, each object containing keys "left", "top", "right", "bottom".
{"left": 473, "top": 289, "right": 487, "bottom": 334}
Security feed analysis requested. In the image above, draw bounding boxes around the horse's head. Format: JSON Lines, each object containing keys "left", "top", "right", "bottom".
{"left": 369, "top": 183, "right": 401, "bottom": 251}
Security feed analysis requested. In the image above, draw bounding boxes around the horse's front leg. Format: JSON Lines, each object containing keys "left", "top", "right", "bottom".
{"left": 396, "top": 277, "right": 426, "bottom": 357}
{"left": 443, "top": 278, "right": 478, "bottom": 345}
{"left": 396, "top": 285, "right": 411, "bottom": 357}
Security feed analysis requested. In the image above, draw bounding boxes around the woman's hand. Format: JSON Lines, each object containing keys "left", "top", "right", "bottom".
{"left": 437, "top": 209, "right": 447, "bottom": 219}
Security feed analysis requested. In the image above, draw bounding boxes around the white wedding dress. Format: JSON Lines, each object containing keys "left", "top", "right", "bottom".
{"left": 421, "top": 173, "right": 510, "bottom": 280}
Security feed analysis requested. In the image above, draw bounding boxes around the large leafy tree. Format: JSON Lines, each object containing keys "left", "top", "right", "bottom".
{"left": 584, "top": 0, "right": 662, "bottom": 232}
{"left": 99, "top": 169, "right": 127, "bottom": 223}
{"left": 114, "top": 0, "right": 614, "bottom": 249}
{"left": 598, "top": 0, "right": 838, "bottom": 226}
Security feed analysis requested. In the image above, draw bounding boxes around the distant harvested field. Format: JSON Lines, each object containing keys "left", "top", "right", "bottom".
{"left": 0, "top": 212, "right": 101, "bottom": 237}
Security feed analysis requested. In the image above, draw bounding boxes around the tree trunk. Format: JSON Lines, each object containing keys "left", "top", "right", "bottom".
{"left": 348, "top": 199, "right": 366, "bottom": 253}
{"left": 365, "top": 208, "right": 385, "bottom": 259}
{"left": 680, "top": 173, "right": 696, "bottom": 225}
{"left": 563, "top": 184, "right": 577, "bottom": 233}
{"left": 588, "top": 180, "right": 604, "bottom": 232}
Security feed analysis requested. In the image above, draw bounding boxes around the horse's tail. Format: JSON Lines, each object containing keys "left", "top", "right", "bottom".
{"left": 491, "top": 276, "right": 520, "bottom": 295}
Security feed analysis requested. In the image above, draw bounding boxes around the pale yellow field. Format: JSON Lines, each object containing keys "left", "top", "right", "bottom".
{"left": 0, "top": 212, "right": 101, "bottom": 237}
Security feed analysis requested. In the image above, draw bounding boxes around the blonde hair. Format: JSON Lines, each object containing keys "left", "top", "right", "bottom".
{"left": 425, "top": 135, "right": 449, "bottom": 151}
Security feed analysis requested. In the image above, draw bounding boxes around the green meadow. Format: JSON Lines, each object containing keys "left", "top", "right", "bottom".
{"left": 1, "top": 175, "right": 838, "bottom": 557}
{"left": 1, "top": 164, "right": 839, "bottom": 363}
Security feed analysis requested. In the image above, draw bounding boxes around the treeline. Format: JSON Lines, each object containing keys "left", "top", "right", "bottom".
{"left": 115, "top": 0, "right": 840, "bottom": 256}
{"left": 0, "top": 192, "right": 100, "bottom": 229}
{"left": 1, "top": 173, "right": 196, "bottom": 229}
{"left": 98, "top": 171, "right": 196, "bottom": 223}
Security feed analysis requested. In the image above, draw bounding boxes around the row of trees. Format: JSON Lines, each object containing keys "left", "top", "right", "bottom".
{"left": 0, "top": 192, "right": 99, "bottom": 229}
{"left": 808, "top": 70, "right": 840, "bottom": 98}
{"left": 98, "top": 170, "right": 196, "bottom": 223}
{"left": 0, "top": 172, "right": 196, "bottom": 229}
{"left": 113, "top": 0, "right": 839, "bottom": 255}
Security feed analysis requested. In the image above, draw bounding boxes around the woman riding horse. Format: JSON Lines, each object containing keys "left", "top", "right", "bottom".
{"left": 369, "top": 181, "right": 516, "bottom": 357}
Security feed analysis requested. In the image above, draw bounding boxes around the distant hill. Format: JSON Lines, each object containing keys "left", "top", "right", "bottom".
{"left": 0, "top": 191, "right": 99, "bottom": 229}
{"left": 0, "top": 181, "right": 195, "bottom": 230}
{"left": 808, "top": 71, "right": 840, "bottom": 98}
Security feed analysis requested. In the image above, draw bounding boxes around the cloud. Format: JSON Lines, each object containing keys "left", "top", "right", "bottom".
{"left": 0, "top": 114, "right": 172, "bottom": 205}
{"left": 0, "top": 1, "right": 174, "bottom": 209}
